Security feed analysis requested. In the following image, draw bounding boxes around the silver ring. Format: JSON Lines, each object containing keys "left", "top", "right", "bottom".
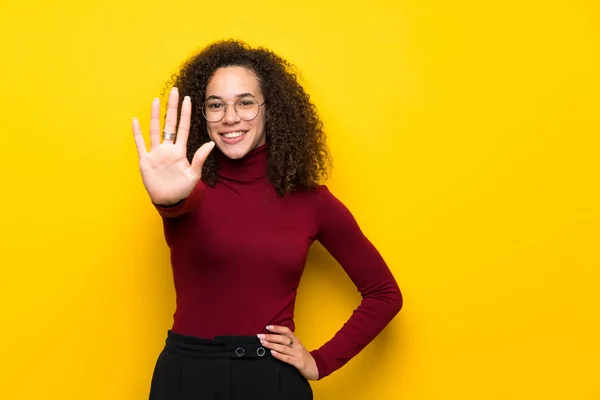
{"left": 162, "top": 131, "right": 176, "bottom": 140}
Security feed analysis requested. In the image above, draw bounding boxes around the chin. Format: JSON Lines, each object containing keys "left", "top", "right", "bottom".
{"left": 217, "top": 143, "right": 252, "bottom": 160}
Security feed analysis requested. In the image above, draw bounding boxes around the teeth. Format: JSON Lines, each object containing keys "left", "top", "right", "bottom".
{"left": 222, "top": 131, "right": 245, "bottom": 139}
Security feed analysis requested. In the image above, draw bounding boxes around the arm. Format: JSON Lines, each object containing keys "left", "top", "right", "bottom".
{"left": 309, "top": 185, "right": 403, "bottom": 379}
{"left": 153, "top": 180, "right": 206, "bottom": 218}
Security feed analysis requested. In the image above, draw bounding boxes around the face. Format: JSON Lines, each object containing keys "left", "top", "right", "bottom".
{"left": 204, "top": 66, "right": 266, "bottom": 159}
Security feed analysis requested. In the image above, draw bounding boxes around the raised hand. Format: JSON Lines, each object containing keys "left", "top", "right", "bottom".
{"left": 132, "top": 87, "right": 215, "bottom": 205}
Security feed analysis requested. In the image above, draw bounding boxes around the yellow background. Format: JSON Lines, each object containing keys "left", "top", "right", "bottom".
{"left": 1, "top": 0, "right": 599, "bottom": 398}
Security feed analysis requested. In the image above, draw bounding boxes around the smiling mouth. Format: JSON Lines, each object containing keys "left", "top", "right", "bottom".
{"left": 220, "top": 130, "right": 247, "bottom": 139}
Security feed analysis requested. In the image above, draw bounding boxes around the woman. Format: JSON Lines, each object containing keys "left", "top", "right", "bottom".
{"left": 131, "top": 40, "right": 403, "bottom": 400}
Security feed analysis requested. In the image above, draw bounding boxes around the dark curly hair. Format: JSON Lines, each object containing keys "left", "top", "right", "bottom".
{"left": 163, "top": 39, "right": 332, "bottom": 196}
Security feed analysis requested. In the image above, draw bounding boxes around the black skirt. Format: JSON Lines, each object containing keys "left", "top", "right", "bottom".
{"left": 149, "top": 330, "right": 314, "bottom": 400}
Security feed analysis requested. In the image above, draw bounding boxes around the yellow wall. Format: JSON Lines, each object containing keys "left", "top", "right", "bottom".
{"left": 1, "top": 0, "right": 598, "bottom": 398}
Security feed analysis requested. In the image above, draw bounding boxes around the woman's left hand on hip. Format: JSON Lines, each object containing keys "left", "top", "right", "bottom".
{"left": 257, "top": 325, "right": 319, "bottom": 381}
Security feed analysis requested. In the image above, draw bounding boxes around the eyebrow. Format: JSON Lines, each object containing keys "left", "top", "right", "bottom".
{"left": 205, "top": 93, "right": 256, "bottom": 101}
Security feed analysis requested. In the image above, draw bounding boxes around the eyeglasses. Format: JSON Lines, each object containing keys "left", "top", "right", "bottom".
{"left": 202, "top": 98, "right": 265, "bottom": 122}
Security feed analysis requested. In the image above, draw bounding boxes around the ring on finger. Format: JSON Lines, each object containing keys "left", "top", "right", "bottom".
{"left": 162, "top": 131, "right": 176, "bottom": 140}
{"left": 287, "top": 338, "right": 294, "bottom": 347}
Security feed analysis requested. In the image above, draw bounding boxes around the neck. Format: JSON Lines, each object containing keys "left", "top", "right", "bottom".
{"left": 217, "top": 143, "right": 269, "bottom": 181}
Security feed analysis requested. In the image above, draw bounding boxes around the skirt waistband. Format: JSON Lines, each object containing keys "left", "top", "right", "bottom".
{"left": 164, "top": 330, "right": 270, "bottom": 360}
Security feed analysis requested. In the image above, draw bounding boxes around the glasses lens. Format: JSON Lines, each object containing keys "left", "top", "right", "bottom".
{"left": 202, "top": 99, "right": 261, "bottom": 122}
{"left": 203, "top": 100, "right": 225, "bottom": 122}
{"left": 236, "top": 99, "right": 259, "bottom": 121}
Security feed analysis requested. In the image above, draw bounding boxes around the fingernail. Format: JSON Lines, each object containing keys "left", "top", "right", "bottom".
{"left": 266, "top": 326, "right": 273, "bottom": 331}
{"left": 172, "top": 87, "right": 178, "bottom": 92}
{"left": 132, "top": 117, "right": 137, "bottom": 121}
{"left": 257, "top": 334, "right": 265, "bottom": 339}
{"left": 271, "top": 350, "right": 278, "bottom": 355}
{"left": 184, "top": 96, "right": 190, "bottom": 101}
{"left": 261, "top": 340, "right": 268, "bottom": 345}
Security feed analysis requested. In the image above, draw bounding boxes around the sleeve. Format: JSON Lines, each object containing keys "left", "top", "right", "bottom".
{"left": 153, "top": 181, "right": 207, "bottom": 218}
{"left": 309, "top": 185, "right": 403, "bottom": 379}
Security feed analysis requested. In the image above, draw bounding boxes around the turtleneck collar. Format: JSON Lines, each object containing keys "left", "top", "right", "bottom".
{"left": 217, "top": 142, "right": 269, "bottom": 181}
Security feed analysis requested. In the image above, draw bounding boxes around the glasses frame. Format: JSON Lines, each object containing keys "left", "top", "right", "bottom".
{"left": 201, "top": 98, "right": 266, "bottom": 122}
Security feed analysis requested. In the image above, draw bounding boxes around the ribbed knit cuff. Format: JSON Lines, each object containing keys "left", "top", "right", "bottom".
{"left": 309, "top": 349, "right": 329, "bottom": 380}
{"left": 154, "top": 182, "right": 206, "bottom": 218}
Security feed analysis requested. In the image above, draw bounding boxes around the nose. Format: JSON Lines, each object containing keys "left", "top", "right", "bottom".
{"left": 222, "top": 104, "right": 241, "bottom": 124}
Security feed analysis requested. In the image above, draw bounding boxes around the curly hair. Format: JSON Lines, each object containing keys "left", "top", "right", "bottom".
{"left": 163, "top": 39, "right": 332, "bottom": 196}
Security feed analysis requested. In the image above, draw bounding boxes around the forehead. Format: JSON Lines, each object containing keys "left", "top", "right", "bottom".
{"left": 206, "top": 66, "right": 261, "bottom": 98}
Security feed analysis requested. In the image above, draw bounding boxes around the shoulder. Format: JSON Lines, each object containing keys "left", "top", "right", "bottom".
{"left": 314, "top": 184, "right": 346, "bottom": 206}
{"left": 309, "top": 184, "right": 354, "bottom": 222}
{"left": 281, "top": 184, "right": 342, "bottom": 216}
{"left": 290, "top": 184, "right": 339, "bottom": 204}
{"left": 283, "top": 184, "right": 351, "bottom": 218}
{"left": 298, "top": 183, "right": 335, "bottom": 198}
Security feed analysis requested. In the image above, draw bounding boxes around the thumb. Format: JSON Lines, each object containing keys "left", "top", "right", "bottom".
{"left": 190, "top": 141, "right": 216, "bottom": 178}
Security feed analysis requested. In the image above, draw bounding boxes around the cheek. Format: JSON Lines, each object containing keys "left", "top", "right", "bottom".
{"left": 206, "top": 123, "right": 217, "bottom": 136}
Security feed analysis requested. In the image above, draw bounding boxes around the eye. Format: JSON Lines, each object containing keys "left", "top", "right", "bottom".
{"left": 206, "top": 102, "right": 224, "bottom": 109}
{"left": 237, "top": 99, "right": 256, "bottom": 108}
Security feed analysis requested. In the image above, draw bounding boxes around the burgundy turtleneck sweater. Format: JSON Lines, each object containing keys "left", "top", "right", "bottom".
{"left": 154, "top": 143, "right": 402, "bottom": 379}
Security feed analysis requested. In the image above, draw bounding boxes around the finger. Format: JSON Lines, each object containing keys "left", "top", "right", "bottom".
{"left": 131, "top": 117, "right": 148, "bottom": 157}
{"left": 189, "top": 141, "right": 215, "bottom": 178}
{"left": 266, "top": 325, "right": 298, "bottom": 341}
{"left": 271, "top": 350, "right": 301, "bottom": 369}
{"left": 150, "top": 97, "right": 160, "bottom": 148}
{"left": 260, "top": 334, "right": 294, "bottom": 346}
{"left": 163, "top": 87, "right": 179, "bottom": 143}
{"left": 261, "top": 340, "right": 297, "bottom": 356}
{"left": 176, "top": 95, "right": 191, "bottom": 148}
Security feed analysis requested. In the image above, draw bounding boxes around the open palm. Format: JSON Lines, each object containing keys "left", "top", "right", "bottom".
{"left": 132, "top": 88, "right": 214, "bottom": 205}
